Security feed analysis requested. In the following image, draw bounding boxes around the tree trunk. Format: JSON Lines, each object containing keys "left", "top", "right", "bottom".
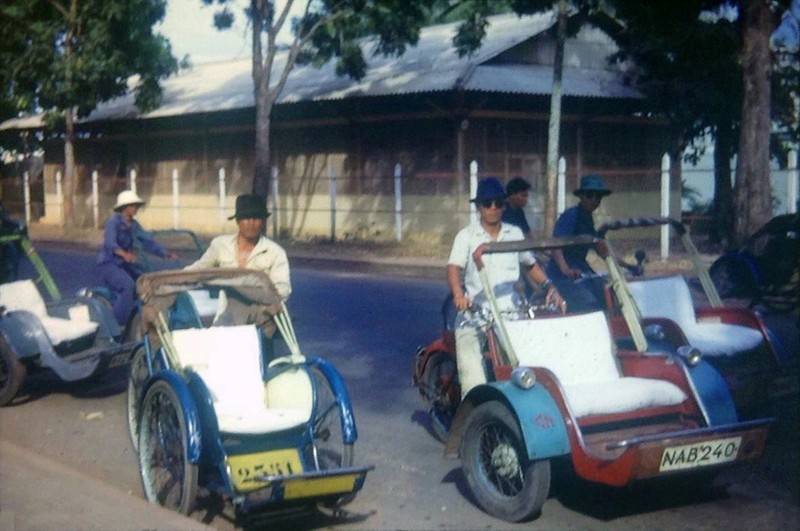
{"left": 250, "top": 0, "right": 272, "bottom": 200}
{"left": 733, "top": 0, "right": 773, "bottom": 247}
{"left": 63, "top": 110, "right": 76, "bottom": 231}
{"left": 713, "top": 122, "right": 735, "bottom": 246}
{"left": 253, "top": 96, "right": 272, "bottom": 198}
{"left": 544, "top": 0, "right": 567, "bottom": 236}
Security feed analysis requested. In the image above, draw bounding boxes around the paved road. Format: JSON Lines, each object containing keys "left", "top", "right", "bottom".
{"left": 1, "top": 245, "right": 798, "bottom": 530}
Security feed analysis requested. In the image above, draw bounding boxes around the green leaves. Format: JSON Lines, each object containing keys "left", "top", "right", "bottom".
{"left": 2, "top": 0, "right": 177, "bottom": 124}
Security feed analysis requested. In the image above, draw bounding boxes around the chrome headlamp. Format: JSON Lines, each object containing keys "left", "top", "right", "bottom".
{"left": 677, "top": 345, "right": 703, "bottom": 366}
{"left": 511, "top": 367, "right": 536, "bottom": 389}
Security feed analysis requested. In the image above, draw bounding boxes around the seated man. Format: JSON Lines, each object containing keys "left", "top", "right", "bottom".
{"left": 547, "top": 175, "right": 611, "bottom": 313}
{"left": 448, "top": 177, "right": 565, "bottom": 398}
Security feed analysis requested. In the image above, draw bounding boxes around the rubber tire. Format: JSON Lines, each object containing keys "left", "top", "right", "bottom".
{"left": 0, "top": 337, "right": 26, "bottom": 406}
{"left": 126, "top": 344, "right": 148, "bottom": 452}
{"left": 307, "top": 365, "right": 357, "bottom": 508}
{"left": 709, "top": 256, "right": 757, "bottom": 300}
{"left": 461, "top": 401, "right": 551, "bottom": 523}
{"left": 138, "top": 379, "right": 198, "bottom": 515}
{"left": 421, "top": 351, "right": 459, "bottom": 442}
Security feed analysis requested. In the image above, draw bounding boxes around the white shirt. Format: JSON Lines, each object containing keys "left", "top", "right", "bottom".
{"left": 185, "top": 234, "right": 292, "bottom": 301}
{"left": 448, "top": 222, "right": 535, "bottom": 311}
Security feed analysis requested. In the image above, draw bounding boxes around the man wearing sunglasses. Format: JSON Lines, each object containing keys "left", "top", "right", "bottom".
{"left": 447, "top": 177, "right": 565, "bottom": 398}
{"left": 547, "top": 174, "right": 611, "bottom": 312}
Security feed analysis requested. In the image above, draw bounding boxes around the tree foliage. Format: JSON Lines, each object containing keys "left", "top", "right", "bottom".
{"left": 206, "top": 0, "right": 439, "bottom": 197}
{"left": 0, "top": 0, "right": 177, "bottom": 228}
{"left": 602, "top": 0, "right": 792, "bottom": 246}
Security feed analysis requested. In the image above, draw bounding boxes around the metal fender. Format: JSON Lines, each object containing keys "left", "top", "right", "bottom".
{"left": 145, "top": 371, "right": 203, "bottom": 464}
{"left": 308, "top": 357, "right": 358, "bottom": 444}
{"left": 0, "top": 312, "right": 46, "bottom": 359}
{"left": 685, "top": 360, "right": 738, "bottom": 426}
{"left": 446, "top": 382, "right": 570, "bottom": 461}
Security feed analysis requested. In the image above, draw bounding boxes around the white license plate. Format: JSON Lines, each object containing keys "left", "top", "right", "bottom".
{"left": 659, "top": 436, "right": 741, "bottom": 472}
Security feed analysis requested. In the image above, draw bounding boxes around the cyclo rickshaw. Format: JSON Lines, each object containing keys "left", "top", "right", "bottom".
{"left": 413, "top": 235, "right": 772, "bottom": 522}
{"left": 127, "top": 268, "right": 372, "bottom": 516}
{"left": 0, "top": 214, "right": 133, "bottom": 406}
{"left": 597, "top": 217, "right": 794, "bottom": 408}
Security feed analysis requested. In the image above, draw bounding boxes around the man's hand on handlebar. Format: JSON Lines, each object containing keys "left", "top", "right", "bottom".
{"left": 544, "top": 285, "right": 567, "bottom": 314}
{"left": 453, "top": 293, "right": 471, "bottom": 311}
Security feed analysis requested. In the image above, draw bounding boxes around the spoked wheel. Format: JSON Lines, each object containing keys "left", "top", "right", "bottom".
{"left": 127, "top": 344, "right": 150, "bottom": 451}
{"left": 306, "top": 366, "right": 355, "bottom": 507}
{"left": 138, "top": 379, "right": 198, "bottom": 515}
{"left": 710, "top": 257, "right": 757, "bottom": 300}
{"left": 461, "top": 401, "right": 550, "bottom": 522}
{"left": 0, "top": 338, "right": 26, "bottom": 406}
{"left": 421, "top": 351, "right": 459, "bottom": 442}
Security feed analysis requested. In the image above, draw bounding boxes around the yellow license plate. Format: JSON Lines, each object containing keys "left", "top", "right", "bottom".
{"left": 227, "top": 449, "right": 303, "bottom": 492}
{"left": 659, "top": 436, "right": 741, "bottom": 472}
{"left": 284, "top": 474, "right": 360, "bottom": 500}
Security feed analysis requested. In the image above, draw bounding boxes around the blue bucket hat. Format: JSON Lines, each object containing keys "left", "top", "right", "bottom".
{"left": 574, "top": 174, "right": 611, "bottom": 197}
{"left": 471, "top": 177, "right": 506, "bottom": 203}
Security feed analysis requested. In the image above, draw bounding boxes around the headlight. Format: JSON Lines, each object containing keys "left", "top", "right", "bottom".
{"left": 677, "top": 345, "right": 703, "bottom": 366}
{"left": 511, "top": 367, "right": 536, "bottom": 389}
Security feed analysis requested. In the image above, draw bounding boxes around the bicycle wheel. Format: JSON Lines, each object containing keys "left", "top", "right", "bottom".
{"left": 138, "top": 379, "right": 198, "bottom": 515}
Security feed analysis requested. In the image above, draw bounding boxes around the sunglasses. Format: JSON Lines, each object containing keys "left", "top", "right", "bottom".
{"left": 478, "top": 198, "right": 506, "bottom": 209}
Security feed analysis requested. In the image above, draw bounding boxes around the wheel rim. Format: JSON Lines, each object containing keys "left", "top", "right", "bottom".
{"left": 127, "top": 346, "right": 147, "bottom": 451}
{"left": 139, "top": 383, "right": 192, "bottom": 512}
{"left": 478, "top": 421, "right": 525, "bottom": 497}
{"left": 306, "top": 367, "right": 351, "bottom": 470}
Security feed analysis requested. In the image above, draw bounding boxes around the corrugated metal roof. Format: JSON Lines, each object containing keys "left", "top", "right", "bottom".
{"left": 1, "top": 12, "right": 638, "bottom": 131}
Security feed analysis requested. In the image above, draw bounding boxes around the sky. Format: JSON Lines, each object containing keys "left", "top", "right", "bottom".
{"left": 160, "top": 0, "right": 251, "bottom": 63}
{"left": 160, "top": 0, "right": 299, "bottom": 64}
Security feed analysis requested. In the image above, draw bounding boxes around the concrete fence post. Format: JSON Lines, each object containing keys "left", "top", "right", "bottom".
{"left": 129, "top": 169, "right": 137, "bottom": 194}
{"left": 470, "top": 160, "right": 478, "bottom": 225}
{"left": 788, "top": 149, "right": 797, "bottom": 214}
{"left": 23, "top": 172, "right": 31, "bottom": 225}
{"left": 171, "top": 169, "right": 180, "bottom": 229}
{"left": 394, "top": 163, "right": 403, "bottom": 242}
{"left": 218, "top": 167, "right": 227, "bottom": 227}
{"left": 660, "top": 153, "right": 670, "bottom": 261}
{"left": 55, "top": 170, "right": 63, "bottom": 224}
{"left": 329, "top": 162, "right": 337, "bottom": 241}
{"left": 91, "top": 170, "right": 100, "bottom": 229}
{"left": 557, "top": 156, "right": 566, "bottom": 215}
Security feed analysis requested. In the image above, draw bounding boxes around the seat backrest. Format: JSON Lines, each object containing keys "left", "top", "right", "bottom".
{"left": 628, "top": 275, "right": 696, "bottom": 327}
{"left": 171, "top": 325, "right": 265, "bottom": 410}
{"left": 0, "top": 280, "right": 47, "bottom": 318}
{"left": 502, "top": 311, "right": 620, "bottom": 386}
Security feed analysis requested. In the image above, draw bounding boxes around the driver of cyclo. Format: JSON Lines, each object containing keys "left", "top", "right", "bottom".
{"left": 546, "top": 174, "right": 612, "bottom": 313}
{"left": 447, "top": 177, "right": 566, "bottom": 399}
{"left": 184, "top": 194, "right": 291, "bottom": 355}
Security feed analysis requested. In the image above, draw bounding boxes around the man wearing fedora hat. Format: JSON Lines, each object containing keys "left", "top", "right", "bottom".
{"left": 97, "top": 190, "right": 178, "bottom": 325}
{"left": 448, "top": 177, "right": 565, "bottom": 398}
{"left": 547, "top": 174, "right": 612, "bottom": 312}
{"left": 186, "top": 193, "right": 291, "bottom": 301}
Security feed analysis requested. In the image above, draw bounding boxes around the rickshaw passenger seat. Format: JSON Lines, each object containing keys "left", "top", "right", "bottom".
{"left": 0, "top": 279, "right": 99, "bottom": 345}
{"left": 503, "top": 311, "right": 687, "bottom": 418}
{"left": 629, "top": 275, "right": 764, "bottom": 356}
{"left": 170, "top": 324, "right": 313, "bottom": 434}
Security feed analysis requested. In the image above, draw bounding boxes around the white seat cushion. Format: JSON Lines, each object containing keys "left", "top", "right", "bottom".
{"left": 629, "top": 276, "right": 764, "bottom": 357}
{"left": 503, "top": 311, "right": 686, "bottom": 418}
{"left": 170, "top": 325, "right": 312, "bottom": 434}
{"left": 0, "top": 280, "right": 98, "bottom": 345}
